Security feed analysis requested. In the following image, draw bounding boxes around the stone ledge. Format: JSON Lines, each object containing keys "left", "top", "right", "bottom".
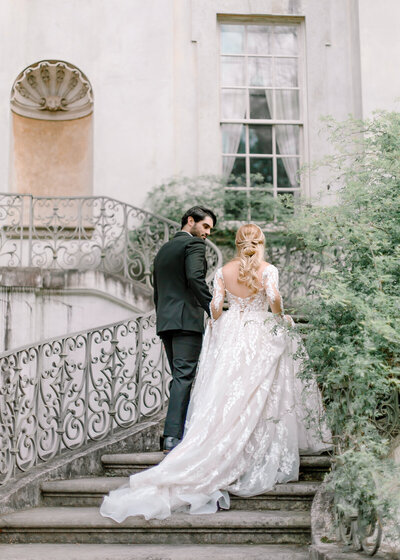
{"left": 41, "top": 477, "right": 319, "bottom": 496}
{"left": 0, "top": 508, "right": 311, "bottom": 529}
{"left": 40, "top": 477, "right": 319, "bottom": 510}
{"left": 0, "top": 507, "right": 312, "bottom": 545}
{"left": 0, "top": 267, "right": 153, "bottom": 308}
{"left": 0, "top": 544, "right": 310, "bottom": 560}
{"left": 0, "top": 267, "right": 43, "bottom": 287}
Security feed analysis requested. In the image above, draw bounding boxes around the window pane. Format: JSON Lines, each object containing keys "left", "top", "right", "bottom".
{"left": 275, "top": 90, "right": 299, "bottom": 120}
{"left": 221, "top": 124, "right": 245, "bottom": 154}
{"left": 249, "top": 190, "right": 274, "bottom": 222}
{"left": 223, "top": 156, "right": 246, "bottom": 181}
{"left": 220, "top": 22, "right": 302, "bottom": 209}
{"left": 221, "top": 89, "right": 247, "bottom": 119}
{"left": 249, "top": 89, "right": 271, "bottom": 119}
{"left": 247, "top": 25, "right": 273, "bottom": 55}
{"left": 275, "top": 58, "right": 298, "bottom": 87}
{"left": 277, "top": 157, "right": 300, "bottom": 188}
{"left": 221, "top": 56, "right": 245, "bottom": 86}
{"left": 275, "top": 125, "right": 300, "bottom": 155}
{"left": 248, "top": 57, "right": 273, "bottom": 87}
{"left": 249, "top": 158, "right": 273, "bottom": 186}
{"left": 249, "top": 125, "right": 272, "bottom": 154}
{"left": 274, "top": 26, "right": 298, "bottom": 55}
{"left": 224, "top": 189, "right": 249, "bottom": 221}
{"left": 221, "top": 24, "right": 245, "bottom": 54}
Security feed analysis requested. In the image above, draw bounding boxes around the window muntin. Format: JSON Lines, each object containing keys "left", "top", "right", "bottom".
{"left": 220, "top": 22, "right": 302, "bottom": 223}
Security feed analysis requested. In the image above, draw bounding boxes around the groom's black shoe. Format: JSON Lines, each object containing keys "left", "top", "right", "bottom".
{"left": 163, "top": 436, "right": 181, "bottom": 454}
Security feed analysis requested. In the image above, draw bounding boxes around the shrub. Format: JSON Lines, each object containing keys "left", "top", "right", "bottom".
{"left": 286, "top": 111, "right": 400, "bottom": 534}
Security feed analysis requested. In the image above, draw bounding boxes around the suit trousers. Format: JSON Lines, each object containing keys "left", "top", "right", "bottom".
{"left": 161, "top": 330, "right": 203, "bottom": 440}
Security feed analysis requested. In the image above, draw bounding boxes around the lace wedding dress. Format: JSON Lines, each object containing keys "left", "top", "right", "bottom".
{"left": 100, "top": 264, "right": 332, "bottom": 522}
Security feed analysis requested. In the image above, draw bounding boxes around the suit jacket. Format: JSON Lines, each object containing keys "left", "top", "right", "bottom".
{"left": 153, "top": 231, "right": 212, "bottom": 334}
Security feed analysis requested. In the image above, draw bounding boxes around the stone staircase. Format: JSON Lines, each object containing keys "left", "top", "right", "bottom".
{"left": 0, "top": 451, "right": 331, "bottom": 559}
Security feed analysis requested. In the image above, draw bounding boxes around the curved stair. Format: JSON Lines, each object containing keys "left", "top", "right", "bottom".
{"left": 0, "top": 451, "right": 332, "bottom": 559}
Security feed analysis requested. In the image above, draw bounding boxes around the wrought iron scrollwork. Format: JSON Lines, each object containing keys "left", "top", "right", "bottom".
{"left": 0, "top": 194, "right": 221, "bottom": 487}
{"left": 334, "top": 500, "right": 382, "bottom": 556}
{"left": 0, "top": 194, "right": 222, "bottom": 288}
{"left": 0, "top": 313, "right": 170, "bottom": 486}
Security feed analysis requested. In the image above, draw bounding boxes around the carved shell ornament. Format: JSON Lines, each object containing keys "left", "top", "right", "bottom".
{"left": 10, "top": 60, "right": 93, "bottom": 120}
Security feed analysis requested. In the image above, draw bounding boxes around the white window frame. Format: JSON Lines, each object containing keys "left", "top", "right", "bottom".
{"left": 219, "top": 17, "right": 307, "bottom": 224}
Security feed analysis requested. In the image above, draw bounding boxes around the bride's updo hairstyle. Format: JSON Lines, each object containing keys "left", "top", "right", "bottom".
{"left": 235, "top": 224, "right": 265, "bottom": 293}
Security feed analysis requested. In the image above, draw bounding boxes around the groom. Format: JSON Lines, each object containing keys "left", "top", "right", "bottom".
{"left": 153, "top": 206, "right": 217, "bottom": 453}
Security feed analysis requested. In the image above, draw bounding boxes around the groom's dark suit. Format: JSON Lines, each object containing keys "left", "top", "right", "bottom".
{"left": 153, "top": 231, "right": 212, "bottom": 440}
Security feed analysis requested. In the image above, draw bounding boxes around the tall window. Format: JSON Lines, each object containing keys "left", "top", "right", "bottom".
{"left": 220, "top": 22, "right": 302, "bottom": 222}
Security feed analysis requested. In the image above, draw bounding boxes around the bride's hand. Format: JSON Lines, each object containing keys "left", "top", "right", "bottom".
{"left": 275, "top": 313, "right": 293, "bottom": 326}
{"left": 283, "top": 314, "right": 294, "bottom": 326}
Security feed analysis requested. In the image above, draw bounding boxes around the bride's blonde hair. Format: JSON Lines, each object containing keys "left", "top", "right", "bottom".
{"left": 235, "top": 224, "right": 265, "bottom": 293}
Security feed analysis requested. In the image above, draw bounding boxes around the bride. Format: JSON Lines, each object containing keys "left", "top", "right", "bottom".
{"left": 100, "top": 223, "right": 331, "bottom": 522}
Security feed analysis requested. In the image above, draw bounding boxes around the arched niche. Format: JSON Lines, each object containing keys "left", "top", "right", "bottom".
{"left": 10, "top": 60, "right": 94, "bottom": 197}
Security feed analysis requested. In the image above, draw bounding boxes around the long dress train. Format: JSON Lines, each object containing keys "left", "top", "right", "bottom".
{"left": 100, "top": 264, "right": 332, "bottom": 522}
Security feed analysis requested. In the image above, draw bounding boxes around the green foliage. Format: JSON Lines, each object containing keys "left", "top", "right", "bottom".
{"left": 145, "top": 173, "right": 294, "bottom": 228}
{"left": 145, "top": 174, "right": 293, "bottom": 261}
{"left": 145, "top": 174, "right": 237, "bottom": 262}
{"left": 329, "top": 443, "right": 400, "bottom": 537}
{"left": 145, "top": 175, "right": 227, "bottom": 226}
{"left": 285, "top": 111, "right": 400, "bottom": 532}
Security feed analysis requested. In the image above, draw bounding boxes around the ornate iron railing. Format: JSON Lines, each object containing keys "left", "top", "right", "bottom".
{"left": 0, "top": 194, "right": 222, "bottom": 287}
{"left": 0, "top": 194, "right": 221, "bottom": 487}
{"left": 334, "top": 498, "right": 383, "bottom": 556}
{"left": 0, "top": 312, "right": 169, "bottom": 486}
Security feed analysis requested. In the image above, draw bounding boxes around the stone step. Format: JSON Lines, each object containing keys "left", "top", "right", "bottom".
{"left": 0, "top": 543, "right": 310, "bottom": 560}
{"left": 0, "top": 507, "right": 311, "bottom": 545}
{"left": 101, "top": 452, "right": 332, "bottom": 481}
{"left": 41, "top": 477, "right": 320, "bottom": 510}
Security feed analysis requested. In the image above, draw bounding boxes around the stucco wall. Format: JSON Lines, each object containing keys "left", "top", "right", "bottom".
{"left": 0, "top": 0, "right": 396, "bottom": 208}
{"left": 0, "top": 288, "right": 135, "bottom": 351}
{"left": 191, "top": 0, "right": 362, "bottom": 203}
{"left": 0, "top": 267, "right": 153, "bottom": 351}
{"left": 358, "top": 0, "right": 400, "bottom": 117}
{"left": 0, "top": 0, "right": 177, "bottom": 206}
{"left": 11, "top": 113, "right": 93, "bottom": 196}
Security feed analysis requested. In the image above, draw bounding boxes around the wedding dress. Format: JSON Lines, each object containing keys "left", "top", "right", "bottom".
{"left": 100, "top": 264, "right": 331, "bottom": 522}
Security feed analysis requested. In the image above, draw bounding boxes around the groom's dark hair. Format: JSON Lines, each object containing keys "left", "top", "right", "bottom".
{"left": 181, "top": 206, "right": 217, "bottom": 228}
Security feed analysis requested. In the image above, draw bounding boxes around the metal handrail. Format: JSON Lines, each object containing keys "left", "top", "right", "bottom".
{"left": 0, "top": 194, "right": 222, "bottom": 487}
{"left": 0, "top": 193, "right": 222, "bottom": 287}
{"left": 0, "top": 312, "right": 169, "bottom": 486}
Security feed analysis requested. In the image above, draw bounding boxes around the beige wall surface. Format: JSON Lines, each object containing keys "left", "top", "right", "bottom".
{"left": 11, "top": 113, "right": 93, "bottom": 197}
{"left": 0, "top": 0, "right": 177, "bottom": 207}
{"left": 358, "top": 0, "right": 400, "bottom": 116}
{"left": 0, "top": 0, "right": 396, "bottom": 208}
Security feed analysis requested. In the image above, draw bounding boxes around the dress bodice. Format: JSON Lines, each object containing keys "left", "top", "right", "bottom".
{"left": 226, "top": 288, "right": 269, "bottom": 313}
{"left": 212, "top": 265, "right": 280, "bottom": 316}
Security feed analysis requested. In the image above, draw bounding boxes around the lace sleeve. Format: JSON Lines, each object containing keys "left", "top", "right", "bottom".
{"left": 263, "top": 265, "right": 283, "bottom": 313}
{"left": 210, "top": 268, "right": 225, "bottom": 321}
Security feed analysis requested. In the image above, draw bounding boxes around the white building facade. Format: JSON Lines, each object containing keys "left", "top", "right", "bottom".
{"left": 0, "top": 0, "right": 399, "bottom": 211}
